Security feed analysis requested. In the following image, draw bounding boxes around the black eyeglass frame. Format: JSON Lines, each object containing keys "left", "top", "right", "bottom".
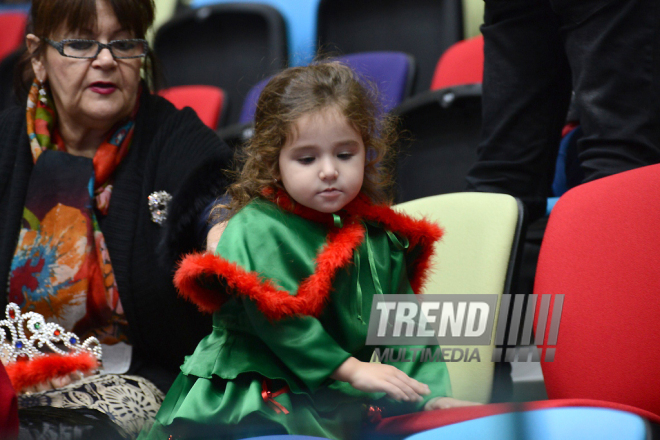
{"left": 43, "top": 38, "right": 150, "bottom": 59}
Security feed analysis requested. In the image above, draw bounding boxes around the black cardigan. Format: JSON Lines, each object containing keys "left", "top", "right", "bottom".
{"left": 0, "top": 90, "right": 232, "bottom": 392}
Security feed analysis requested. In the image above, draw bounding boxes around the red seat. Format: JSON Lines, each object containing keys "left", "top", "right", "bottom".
{"left": 0, "top": 12, "right": 27, "bottom": 62}
{"left": 536, "top": 163, "right": 660, "bottom": 413}
{"left": 158, "top": 85, "right": 226, "bottom": 130}
{"left": 430, "top": 35, "right": 484, "bottom": 90}
{"left": 373, "top": 164, "right": 660, "bottom": 437}
{"left": 0, "top": 362, "right": 18, "bottom": 439}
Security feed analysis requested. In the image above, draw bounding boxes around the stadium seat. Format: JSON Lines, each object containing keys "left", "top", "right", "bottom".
{"left": 0, "top": 362, "right": 18, "bottom": 439}
{"left": 0, "top": 49, "right": 23, "bottom": 112}
{"left": 430, "top": 35, "right": 484, "bottom": 90}
{"left": 371, "top": 165, "right": 660, "bottom": 438}
{"left": 154, "top": 3, "right": 288, "bottom": 126}
{"left": 403, "top": 407, "right": 648, "bottom": 440}
{"left": 0, "top": 11, "right": 27, "bottom": 62}
{"left": 316, "top": 0, "right": 463, "bottom": 94}
{"left": 219, "top": 51, "right": 417, "bottom": 150}
{"left": 158, "top": 85, "right": 226, "bottom": 130}
{"left": 189, "top": 0, "right": 320, "bottom": 66}
{"left": 394, "top": 192, "right": 524, "bottom": 405}
{"left": 391, "top": 36, "right": 485, "bottom": 203}
{"left": 238, "top": 51, "right": 416, "bottom": 124}
{"left": 240, "top": 436, "right": 330, "bottom": 439}
{"left": 536, "top": 163, "right": 660, "bottom": 416}
{"left": 339, "top": 52, "right": 417, "bottom": 112}
{"left": 393, "top": 84, "right": 482, "bottom": 203}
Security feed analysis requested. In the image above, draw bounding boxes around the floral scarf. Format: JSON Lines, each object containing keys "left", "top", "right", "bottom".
{"left": 8, "top": 80, "right": 136, "bottom": 344}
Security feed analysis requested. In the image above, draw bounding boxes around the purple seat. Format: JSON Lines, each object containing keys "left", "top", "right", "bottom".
{"left": 339, "top": 51, "right": 416, "bottom": 113}
{"left": 238, "top": 76, "right": 272, "bottom": 124}
{"left": 238, "top": 51, "right": 416, "bottom": 124}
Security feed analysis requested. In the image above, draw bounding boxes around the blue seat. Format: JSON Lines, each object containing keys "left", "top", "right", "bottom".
{"left": 239, "top": 436, "right": 330, "bottom": 440}
{"left": 404, "top": 407, "right": 648, "bottom": 440}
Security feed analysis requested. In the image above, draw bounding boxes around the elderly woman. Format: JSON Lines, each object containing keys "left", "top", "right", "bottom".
{"left": 0, "top": 0, "right": 231, "bottom": 436}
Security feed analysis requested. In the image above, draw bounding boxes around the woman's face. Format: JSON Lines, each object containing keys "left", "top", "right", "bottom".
{"left": 28, "top": 0, "right": 142, "bottom": 131}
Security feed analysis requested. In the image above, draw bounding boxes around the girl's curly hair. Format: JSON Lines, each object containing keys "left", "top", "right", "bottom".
{"left": 218, "top": 60, "right": 398, "bottom": 219}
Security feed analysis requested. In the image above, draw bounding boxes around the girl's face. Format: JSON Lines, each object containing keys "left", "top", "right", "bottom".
{"left": 278, "top": 106, "right": 366, "bottom": 213}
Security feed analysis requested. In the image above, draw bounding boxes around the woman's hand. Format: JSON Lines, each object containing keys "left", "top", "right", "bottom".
{"left": 423, "top": 396, "right": 482, "bottom": 411}
{"left": 331, "top": 357, "right": 430, "bottom": 402}
{"left": 21, "top": 371, "right": 88, "bottom": 395}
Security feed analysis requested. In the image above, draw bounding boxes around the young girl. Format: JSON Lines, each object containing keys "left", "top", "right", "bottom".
{"left": 141, "top": 62, "right": 472, "bottom": 440}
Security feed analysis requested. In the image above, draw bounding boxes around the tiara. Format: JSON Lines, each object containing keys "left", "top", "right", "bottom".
{"left": 1, "top": 303, "right": 102, "bottom": 392}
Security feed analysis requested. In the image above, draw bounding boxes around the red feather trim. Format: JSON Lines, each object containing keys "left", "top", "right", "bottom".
{"left": 345, "top": 196, "right": 444, "bottom": 293}
{"left": 175, "top": 192, "right": 443, "bottom": 318}
{"left": 5, "top": 352, "right": 99, "bottom": 392}
{"left": 176, "top": 221, "right": 365, "bottom": 320}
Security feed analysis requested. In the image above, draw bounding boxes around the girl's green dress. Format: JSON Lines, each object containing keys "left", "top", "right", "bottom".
{"left": 140, "top": 194, "right": 451, "bottom": 440}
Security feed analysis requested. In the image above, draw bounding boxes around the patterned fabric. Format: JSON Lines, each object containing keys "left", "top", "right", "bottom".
{"left": 8, "top": 80, "right": 136, "bottom": 344}
{"left": 18, "top": 374, "right": 165, "bottom": 439}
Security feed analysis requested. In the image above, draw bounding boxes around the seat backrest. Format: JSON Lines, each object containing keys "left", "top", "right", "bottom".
{"left": 0, "top": 11, "right": 27, "bottom": 62}
{"left": 158, "top": 85, "right": 226, "bottom": 130}
{"left": 238, "top": 51, "right": 416, "bottom": 124}
{"left": 0, "top": 48, "right": 23, "bottom": 112}
{"left": 396, "top": 192, "right": 524, "bottom": 403}
{"left": 431, "top": 35, "right": 484, "bottom": 90}
{"left": 238, "top": 76, "right": 271, "bottom": 125}
{"left": 405, "top": 407, "right": 648, "bottom": 440}
{"left": 154, "top": 3, "right": 288, "bottom": 126}
{"left": 0, "top": 362, "right": 17, "bottom": 439}
{"left": 190, "top": 0, "right": 320, "bottom": 67}
{"left": 317, "top": 0, "right": 463, "bottom": 95}
{"left": 338, "top": 51, "right": 416, "bottom": 113}
{"left": 393, "top": 86, "right": 482, "bottom": 203}
{"left": 535, "top": 164, "right": 660, "bottom": 416}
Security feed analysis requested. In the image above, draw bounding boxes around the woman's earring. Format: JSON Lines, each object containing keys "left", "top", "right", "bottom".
{"left": 38, "top": 80, "right": 48, "bottom": 105}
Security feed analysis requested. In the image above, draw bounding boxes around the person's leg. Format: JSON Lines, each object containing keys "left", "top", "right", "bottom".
{"left": 557, "top": 0, "right": 660, "bottom": 181}
{"left": 466, "top": 0, "right": 572, "bottom": 221}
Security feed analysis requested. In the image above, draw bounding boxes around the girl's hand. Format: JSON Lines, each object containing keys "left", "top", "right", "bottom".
{"left": 331, "top": 357, "right": 430, "bottom": 402}
{"left": 423, "top": 396, "right": 482, "bottom": 411}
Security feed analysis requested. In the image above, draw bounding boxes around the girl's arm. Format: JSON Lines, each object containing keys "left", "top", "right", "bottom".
{"left": 206, "top": 221, "right": 227, "bottom": 252}
{"left": 243, "top": 298, "right": 354, "bottom": 392}
{"left": 330, "top": 357, "right": 430, "bottom": 402}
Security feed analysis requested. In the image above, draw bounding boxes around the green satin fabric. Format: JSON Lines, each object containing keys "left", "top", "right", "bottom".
{"left": 141, "top": 199, "right": 451, "bottom": 440}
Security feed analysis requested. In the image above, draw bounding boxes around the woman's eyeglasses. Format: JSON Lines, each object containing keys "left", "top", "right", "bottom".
{"left": 43, "top": 38, "right": 149, "bottom": 59}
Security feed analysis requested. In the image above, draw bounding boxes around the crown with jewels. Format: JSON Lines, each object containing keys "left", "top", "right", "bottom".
{"left": 0, "top": 303, "right": 102, "bottom": 392}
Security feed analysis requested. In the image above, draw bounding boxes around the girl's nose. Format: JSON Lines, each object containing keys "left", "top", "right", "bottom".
{"left": 319, "top": 162, "right": 339, "bottom": 180}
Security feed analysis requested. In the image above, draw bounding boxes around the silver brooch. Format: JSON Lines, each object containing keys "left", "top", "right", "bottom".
{"left": 148, "top": 191, "right": 172, "bottom": 225}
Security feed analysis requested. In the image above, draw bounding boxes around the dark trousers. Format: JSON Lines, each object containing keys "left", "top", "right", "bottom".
{"left": 466, "top": 0, "right": 660, "bottom": 221}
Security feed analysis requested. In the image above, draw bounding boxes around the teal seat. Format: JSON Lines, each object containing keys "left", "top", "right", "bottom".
{"left": 404, "top": 407, "right": 648, "bottom": 440}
